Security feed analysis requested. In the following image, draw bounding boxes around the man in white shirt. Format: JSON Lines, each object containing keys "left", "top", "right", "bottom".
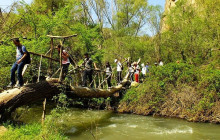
{"left": 141, "top": 63, "right": 146, "bottom": 78}
{"left": 8, "top": 39, "right": 29, "bottom": 88}
{"left": 115, "top": 59, "right": 123, "bottom": 84}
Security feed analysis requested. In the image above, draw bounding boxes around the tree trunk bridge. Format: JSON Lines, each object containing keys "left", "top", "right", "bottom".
{"left": 0, "top": 76, "right": 129, "bottom": 121}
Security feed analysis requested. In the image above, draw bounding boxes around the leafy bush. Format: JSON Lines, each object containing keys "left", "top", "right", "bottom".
{"left": 121, "top": 62, "right": 220, "bottom": 113}
{"left": 0, "top": 123, "right": 67, "bottom": 140}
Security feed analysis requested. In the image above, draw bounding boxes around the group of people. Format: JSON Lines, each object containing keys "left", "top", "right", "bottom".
{"left": 56, "top": 45, "right": 152, "bottom": 88}
{"left": 115, "top": 59, "right": 150, "bottom": 84}
{"left": 7, "top": 39, "right": 163, "bottom": 88}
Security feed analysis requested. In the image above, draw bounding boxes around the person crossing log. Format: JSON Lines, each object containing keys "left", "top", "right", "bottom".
{"left": 7, "top": 38, "right": 31, "bottom": 88}
{"left": 80, "top": 53, "right": 98, "bottom": 87}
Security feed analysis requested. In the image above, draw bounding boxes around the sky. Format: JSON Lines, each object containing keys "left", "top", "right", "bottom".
{"left": 0, "top": 0, "right": 166, "bottom": 36}
{"left": 0, "top": 0, "right": 165, "bottom": 11}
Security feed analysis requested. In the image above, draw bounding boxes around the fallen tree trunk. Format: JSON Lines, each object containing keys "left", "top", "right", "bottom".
{"left": 0, "top": 74, "right": 129, "bottom": 121}
{"left": 0, "top": 79, "right": 60, "bottom": 121}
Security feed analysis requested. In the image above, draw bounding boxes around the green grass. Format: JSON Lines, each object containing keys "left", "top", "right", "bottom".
{"left": 0, "top": 123, "right": 68, "bottom": 140}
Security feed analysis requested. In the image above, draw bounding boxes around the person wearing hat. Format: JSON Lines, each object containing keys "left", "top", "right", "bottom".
{"left": 56, "top": 45, "right": 70, "bottom": 80}
{"left": 115, "top": 59, "right": 123, "bottom": 84}
{"left": 7, "top": 38, "right": 28, "bottom": 88}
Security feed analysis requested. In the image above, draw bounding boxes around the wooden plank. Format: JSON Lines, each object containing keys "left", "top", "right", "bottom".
{"left": 29, "top": 52, "right": 59, "bottom": 62}
{"left": 47, "top": 34, "right": 77, "bottom": 39}
{"left": 37, "top": 55, "right": 43, "bottom": 82}
{"left": 59, "top": 40, "right": 64, "bottom": 81}
{"left": 41, "top": 98, "right": 46, "bottom": 125}
{"left": 48, "top": 38, "right": 54, "bottom": 75}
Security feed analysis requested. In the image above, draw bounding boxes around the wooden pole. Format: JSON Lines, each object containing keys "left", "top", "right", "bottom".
{"left": 47, "top": 34, "right": 77, "bottom": 39}
{"left": 37, "top": 55, "right": 43, "bottom": 83}
{"left": 51, "top": 68, "right": 61, "bottom": 78}
{"left": 94, "top": 74, "right": 97, "bottom": 88}
{"left": 98, "top": 73, "right": 101, "bottom": 87}
{"left": 29, "top": 52, "right": 59, "bottom": 62}
{"left": 48, "top": 38, "right": 54, "bottom": 76}
{"left": 41, "top": 98, "right": 46, "bottom": 125}
{"left": 59, "top": 39, "right": 65, "bottom": 81}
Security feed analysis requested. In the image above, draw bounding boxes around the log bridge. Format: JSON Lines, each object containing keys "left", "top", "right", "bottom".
{"left": 0, "top": 76, "right": 129, "bottom": 121}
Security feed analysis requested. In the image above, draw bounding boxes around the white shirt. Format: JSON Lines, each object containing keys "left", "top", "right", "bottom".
{"left": 134, "top": 65, "right": 140, "bottom": 74}
{"left": 129, "top": 66, "right": 134, "bottom": 73}
{"left": 159, "top": 61, "right": 164, "bottom": 66}
{"left": 117, "top": 62, "right": 122, "bottom": 71}
{"left": 106, "top": 67, "right": 112, "bottom": 75}
{"left": 142, "top": 67, "right": 147, "bottom": 75}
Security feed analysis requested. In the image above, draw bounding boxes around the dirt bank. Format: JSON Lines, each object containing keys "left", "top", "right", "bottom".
{"left": 118, "top": 85, "right": 220, "bottom": 123}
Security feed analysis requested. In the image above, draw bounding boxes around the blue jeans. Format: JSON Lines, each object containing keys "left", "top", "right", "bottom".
{"left": 10, "top": 61, "right": 25, "bottom": 85}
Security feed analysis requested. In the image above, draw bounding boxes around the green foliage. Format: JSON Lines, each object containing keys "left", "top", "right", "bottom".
{"left": 161, "top": 0, "right": 220, "bottom": 64}
{"left": 0, "top": 123, "right": 67, "bottom": 140}
{"left": 198, "top": 66, "right": 220, "bottom": 93}
{"left": 121, "top": 62, "right": 220, "bottom": 113}
{"left": 150, "top": 63, "right": 197, "bottom": 87}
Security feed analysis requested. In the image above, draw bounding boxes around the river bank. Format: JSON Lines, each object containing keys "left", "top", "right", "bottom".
{"left": 118, "top": 63, "right": 220, "bottom": 123}
{"left": 118, "top": 85, "right": 220, "bottom": 123}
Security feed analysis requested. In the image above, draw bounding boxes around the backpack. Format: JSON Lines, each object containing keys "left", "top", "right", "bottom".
{"left": 18, "top": 46, "right": 31, "bottom": 64}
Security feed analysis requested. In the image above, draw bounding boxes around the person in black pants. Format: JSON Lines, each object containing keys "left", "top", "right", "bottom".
{"left": 82, "top": 53, "right": 94, "bottom": 87}
{"left": 115, "top": 59, "right": 123, "bottom": 84}
{"left": 128, "top": 62, "right": 134, "bottom": 82}
{"left": 105, "top": 62, "right": 112, "bottom": 88}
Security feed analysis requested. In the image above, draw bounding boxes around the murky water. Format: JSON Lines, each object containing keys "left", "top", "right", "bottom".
{"left": 68, "top": 113, "right": 220, "bottom": 140}
{"left": 14, "top": 106, "right": 220, "bottom": 140}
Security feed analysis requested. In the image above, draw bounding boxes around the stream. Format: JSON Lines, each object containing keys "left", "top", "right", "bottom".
{"left": 13, "top": 105, "right": 220, "bottom": 140}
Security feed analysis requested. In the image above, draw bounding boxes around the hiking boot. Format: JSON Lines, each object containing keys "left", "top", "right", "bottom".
{"left": 7, "top": 83, "right": 15, "bottom": 88}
